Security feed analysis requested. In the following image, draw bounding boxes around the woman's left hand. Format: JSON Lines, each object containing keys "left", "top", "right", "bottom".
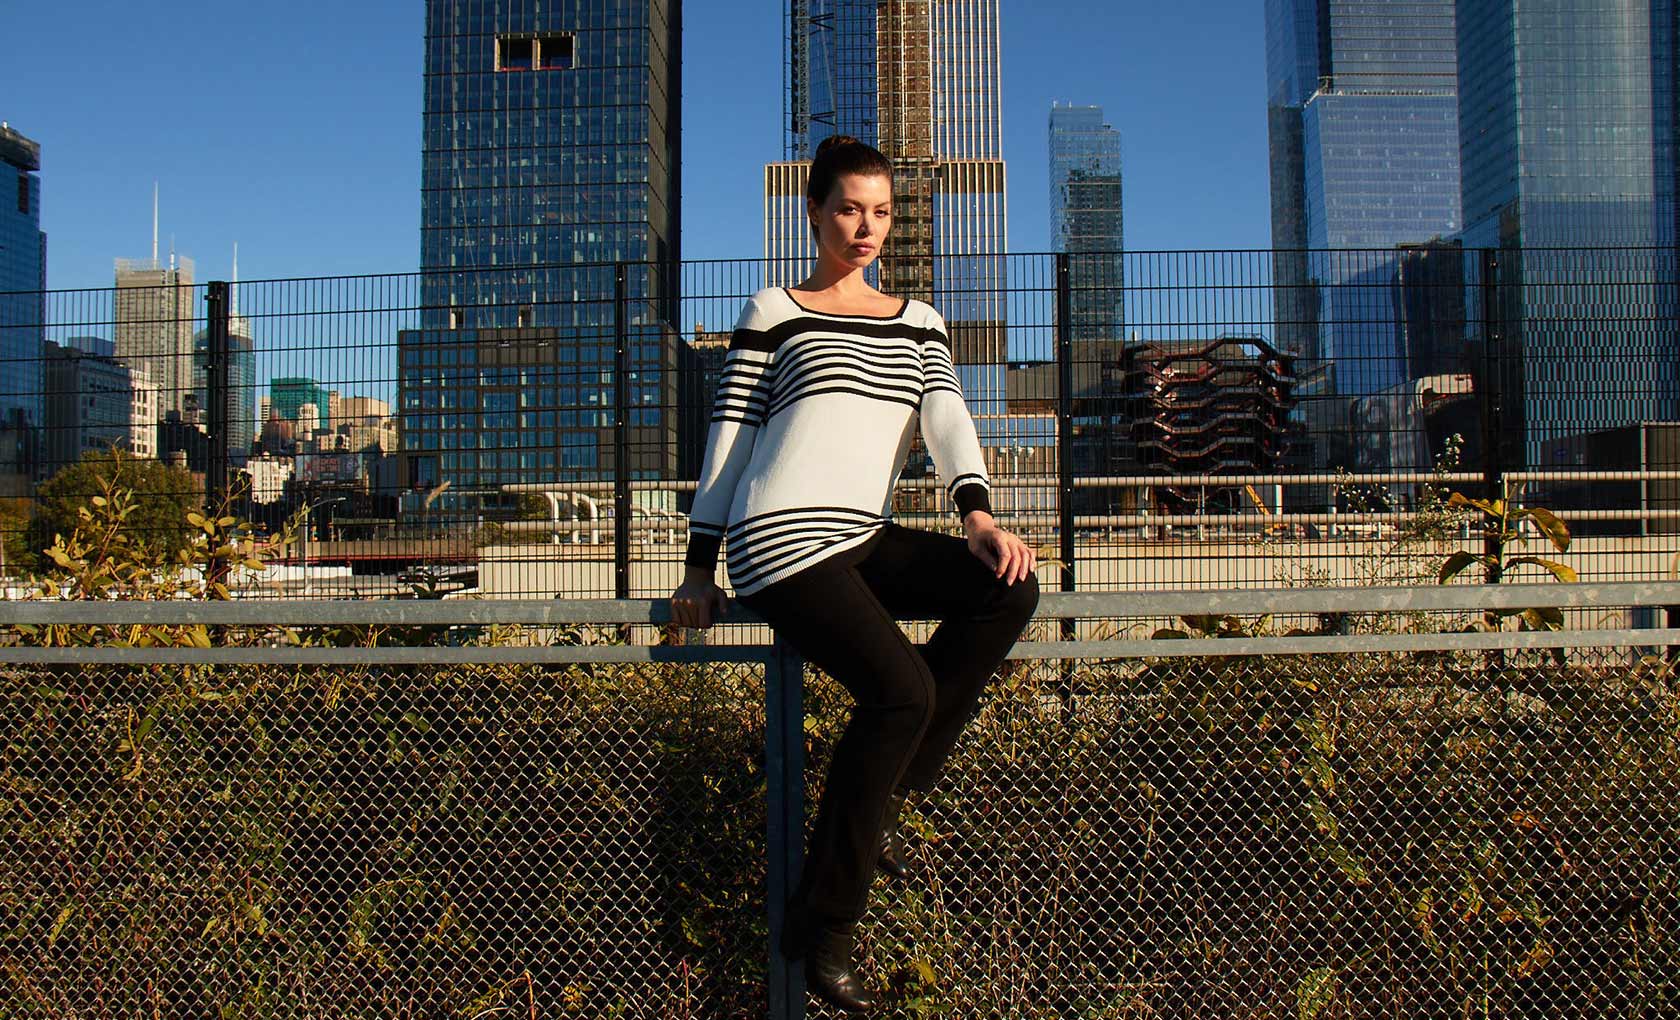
{"left": 962, "top": 511, "right": 1036, "bottom": 585}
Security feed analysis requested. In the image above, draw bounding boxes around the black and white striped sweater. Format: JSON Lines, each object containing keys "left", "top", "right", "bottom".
{"left": 685, "top": 286, "right": 993, "bottom": 596}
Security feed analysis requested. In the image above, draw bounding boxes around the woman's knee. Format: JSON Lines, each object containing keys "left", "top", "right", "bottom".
{"left": 997, "top": 569, "right": 1040, "bottom": 621}
{"left": 875, "top": 661, "right": 938, "bottom": 733}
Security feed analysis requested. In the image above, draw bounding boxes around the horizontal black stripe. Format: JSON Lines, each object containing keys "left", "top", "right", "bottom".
{"left": 726, "top": 503, "right": 883, "bottom": 531}
{"left": 709, "top": 411, "right": 765, "bottom": 426}
{"left": 728, "top": 515, "right": 887, "bottom": 560}
{"left": 729, "top": 527, "right": 880, "bottom": 581}
{"left": 728, "top": 524, "right": 888, "bottom": 591}
{"left": 767, "top": 385, "right": 922, "bottom": 419}
{"left": 734, "top": 317, "right": 945, "bottom": 354}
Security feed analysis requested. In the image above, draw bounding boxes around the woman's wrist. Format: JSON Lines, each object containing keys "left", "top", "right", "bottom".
{"left": 962, "top": 509, "right": 995, "bottom": 533}
{"left": 684, "top": 565, "right": 717, "bottom": 584}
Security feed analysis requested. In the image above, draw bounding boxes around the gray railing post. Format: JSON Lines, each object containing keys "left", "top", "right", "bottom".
{"left": 765, "top": 637, "right": 806, "bottom": 1020}
{"left": 613, "top": 262, "right": 631, "bottom": 599}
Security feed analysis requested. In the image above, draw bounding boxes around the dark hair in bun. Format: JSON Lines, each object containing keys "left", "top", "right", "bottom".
{"left": 806, "top": 134, "right": 893, "bottom": 208}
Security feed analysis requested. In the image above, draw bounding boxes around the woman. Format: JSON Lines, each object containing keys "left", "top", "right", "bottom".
{"left": 670, "top": 135, "right": 1038, "bottom": 1013}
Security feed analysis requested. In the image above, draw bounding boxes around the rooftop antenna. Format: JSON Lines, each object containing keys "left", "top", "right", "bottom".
{"left": 169, "top": 234, "right": 176, "bottom": 273}
{"left": 232, "top": 241, "right": 239, "bottom": 319}
{"left": 152, "top": 181, "right": 159, "bottom": 265}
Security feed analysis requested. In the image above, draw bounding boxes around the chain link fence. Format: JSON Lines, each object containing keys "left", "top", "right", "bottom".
{"left": 2, "top": 589, "right": 1678, "bottom": 1018}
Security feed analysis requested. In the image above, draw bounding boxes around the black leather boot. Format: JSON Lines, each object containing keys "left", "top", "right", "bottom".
{"left": 876, "top": 788, "right": 912, "bottom": 881}
{"left": 805, "top": 921, "right": 877, "bottom": 1013}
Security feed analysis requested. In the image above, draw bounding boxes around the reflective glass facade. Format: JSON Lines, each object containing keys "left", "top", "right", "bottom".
{"left": 1049, "top": 103, "right": 1124, "bottom": 344}
{"left": 788, "top": 0, "right": 878, "bottom": 157}
{"left": 0, "top": 126, "right": 45, "bottom": 435}
{"left": 1458, "top": 0, "right": 1680, "bottom": 466}
{"left": 411, "top": 0, "right": 682, "bottom": 509}
{"left": 1266, "top": 0, "right": 1462, "bottom": 402}
{"left": 191, "top": 325, "right": 257, "bottom": 464}
{"left": 1302, "top": 91, "right": 1462, "bottom": 395}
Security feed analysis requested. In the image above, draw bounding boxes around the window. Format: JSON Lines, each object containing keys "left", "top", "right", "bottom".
{"left": 16, "top": 174, "right": 27, "bottom": 214}
{"left": 497, "top": 36, "right": 534, "bottom": 71}
{"left": 538, "top": 34, "right": 575, "bottom": 69}
{"left": 497, "top": 33, "right": 575, "bottom": 72}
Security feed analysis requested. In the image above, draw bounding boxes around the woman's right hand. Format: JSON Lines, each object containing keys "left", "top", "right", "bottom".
{"left": 671, "top": 569, "right": 730, "bottom": 630}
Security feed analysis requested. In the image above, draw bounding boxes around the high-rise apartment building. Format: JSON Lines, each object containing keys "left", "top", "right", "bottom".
{"left": 1265, "top": 0, "right": 1463, "bottom": 398}
{"left": 0, "top": 123, "right": 45, "bottom": 451}
{"left": 1049, "top": 103, "right": 1124, "bottom": 343}
{"left": 770, "top": 0, "right": 1008, "bottom": 424}
{"left": 1457, "top": 0, "right": 1680, "bottom": 467}
{"left": 403, "top": 0, "right": 683, "bottom": 515}
{"left": 114, "top": 254, "right": 197, "bottom": 422}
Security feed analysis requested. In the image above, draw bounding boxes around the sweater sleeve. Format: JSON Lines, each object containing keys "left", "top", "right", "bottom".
{"left": 918, "top": 304, "right": 993, "bottom": 521}
{"left": 684, "top": 294, "right": 777, "bottom": 571}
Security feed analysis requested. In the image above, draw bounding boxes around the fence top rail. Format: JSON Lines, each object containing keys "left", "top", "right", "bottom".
{"left": 2, "top": 626, "right": 1676, "bottom": 666}
{"left": 3, "top": 582, "right": 1678, "bottom": 627}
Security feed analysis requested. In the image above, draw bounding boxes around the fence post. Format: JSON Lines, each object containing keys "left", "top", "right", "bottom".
{"left": 204, "top": 281, "right": 231, "bottom": 588}
{"left": 765, "top": 639, "right": 806, "bottom": 1020}
{"left": 613, "top": 262, "right": 631, "bottom": 599}
{"left": 1478, "top": 248, "right": 1504, "bottom": 585}
{"left": 1054, "top": 254, "right": 1076, "bottom": 700}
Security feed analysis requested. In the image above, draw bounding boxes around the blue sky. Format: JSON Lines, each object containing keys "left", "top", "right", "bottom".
{"left": 4, "top": 0, "right": 1271, "bottom": 293}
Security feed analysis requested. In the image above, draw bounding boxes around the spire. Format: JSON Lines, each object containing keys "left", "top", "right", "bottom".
{"left": 231, "top": 241, "right": 240, "bottom": 319}
{"left": 152, "top": 181, "right": 159, "bottom": 265}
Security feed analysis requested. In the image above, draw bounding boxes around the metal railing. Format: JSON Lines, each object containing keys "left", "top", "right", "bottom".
{"left": 3, "top": 585, "right": 1678, "bottom": 1017}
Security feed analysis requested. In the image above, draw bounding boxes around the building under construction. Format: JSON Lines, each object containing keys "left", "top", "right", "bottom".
{"left": 766, "top": 0, "right": 1011, "bottom": 430}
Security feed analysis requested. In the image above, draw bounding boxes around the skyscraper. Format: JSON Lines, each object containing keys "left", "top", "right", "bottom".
{"left": 0, "top": 123, "right": 45, "bottom": 450}
{"left": 1049, "top": 103, "right": 1124, "bottom": 343}
{"left": 114, "top": 253, "right": 197, "bottom": 423}
{"left": 769, "top": 0, "right": 1008, "bottom": 422}
{"left": 405, "top": 0, "right": 683, "bottom": 514}
{"left": 192, "top": 312, "right": 257, "bottom": 464}
{"left": 1265, "top": 0, "right": 1463, "bottom": 398}
{"left": 1456, "top": 0, "right": 1680, "bottom": 467}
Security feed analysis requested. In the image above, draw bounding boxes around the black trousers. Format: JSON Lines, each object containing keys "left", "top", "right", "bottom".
{"left": 738, "top": 521, "right": 1040, "bottom": 924}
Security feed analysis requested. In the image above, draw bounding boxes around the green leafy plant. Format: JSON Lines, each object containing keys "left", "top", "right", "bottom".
{"left": 1437, "top": 483, "right": 1575, "bottom": 632}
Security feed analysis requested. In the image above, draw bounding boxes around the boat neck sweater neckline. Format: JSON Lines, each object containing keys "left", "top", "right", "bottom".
{"left": 779, "top": 286, "right": 912, "bottom": 321}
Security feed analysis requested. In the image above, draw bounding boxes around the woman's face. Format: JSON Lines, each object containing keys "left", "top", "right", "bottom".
{"left": 808, "top": 173, "right": 893, "bottom": 272}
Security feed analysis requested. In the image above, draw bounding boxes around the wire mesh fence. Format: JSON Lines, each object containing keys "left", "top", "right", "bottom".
{"left": 4, "top": 247, "right": 1680, "bottom": 598}
{"left": 1, "top": 592, "right": 1677, "bottom": 1018}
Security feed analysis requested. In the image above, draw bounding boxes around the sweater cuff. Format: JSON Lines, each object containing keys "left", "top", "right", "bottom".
{"left": 953, "top": 482, "right": 992, "bottom": 521}
{"left": 685, "top": 524, "right": 724, "bottom": 571}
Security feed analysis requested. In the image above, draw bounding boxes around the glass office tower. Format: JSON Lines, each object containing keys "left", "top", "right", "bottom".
{"left": 1265, "top": 0, "right": 1463, "bottom": 398}
{"left": 787, "top": 0, "right": 879, "bottom": 157}
{"left": 1457, "top": 0, "right": 1680, "bottom": 467}
{"left": 1049, "top": 103, "right": 1124, "bottom": 344}
{"left": 0, "top": 125, "right": 44, "bottom": 445}
{"left": 406, "top": 0, "right": 682, "bottom": 515}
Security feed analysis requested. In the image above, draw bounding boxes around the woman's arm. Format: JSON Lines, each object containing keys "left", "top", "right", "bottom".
{"left": 917, "top": 306, "right": 993, "bottom": 524}
{"left": 683, "top": 295, "right": 777, "bottom": 574}
{"left": 918, "top": 305, "right": 1035, "bottom": 584}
